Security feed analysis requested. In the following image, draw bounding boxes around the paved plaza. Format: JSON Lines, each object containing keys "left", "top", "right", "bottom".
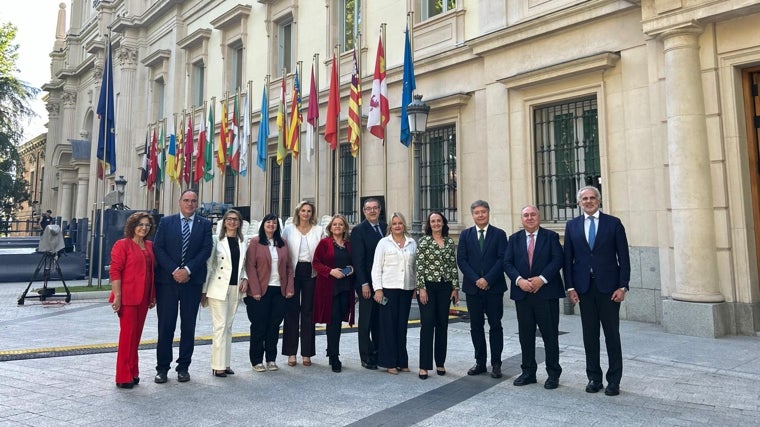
{"left": 1, "top": 279, "right": 759, "bottom": 426}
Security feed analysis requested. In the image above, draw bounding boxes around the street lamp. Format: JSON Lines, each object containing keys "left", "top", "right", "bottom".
{"left": 406, "top": 94, "right": 430, "bottom": 139}
{"left": 406, "top": 94, "right": 430, "bottom": 238}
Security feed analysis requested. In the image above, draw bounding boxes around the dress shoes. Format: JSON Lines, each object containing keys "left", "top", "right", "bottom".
{"left": 329, "top": 356, "right": 342, "bottom": 373}
{"left": 154, "top": 372, "right": 168, "bottom": 384}
{"left": 287, "top": 356, "right": 297, "bottom": 367}
{"left": 604, "top": 384, "right": 620, "bottom": 396}
{"left": 132, "top": 377, "right": 140, "bottom": 385}
{"left": 491, "top": 366, "right": 503, "bottom": 379}
{"left": 212, "top": 370, "right": 227, "bottom": 377}
{"left": 436, "top": 368, "right": 446, "bottom": 376}
{"left": 177, "top": 371, "right": 191, "bottom": 382}
{"left": 361, "top": 361, "right": 378, "bottom": 370}
{"left": 513, "top": 372, "right": 537, "bottom": 386}
{"left": 116, "top": 382, "right": 133, "bottom": 389}
{"left": 418, "top": 370, "right": 428, "bottom": 380}
{"left": 467, "top": 364, "right": 487, "bottom": 376}
{"left": 224, "top": 368, "right": 235, "bottom": 375}
{"left": 302, "top": 357, "right": 312, "bottom": 367}
{"left": 544, "top": 377, "right": 560, "bottom": 389}
{"left": 585, "top": 380, "right": 604, "bottom": 393}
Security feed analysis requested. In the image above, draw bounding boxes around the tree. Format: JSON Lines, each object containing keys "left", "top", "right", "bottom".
{"left": 0, "top": 22, "right": 36, "bottom": 216}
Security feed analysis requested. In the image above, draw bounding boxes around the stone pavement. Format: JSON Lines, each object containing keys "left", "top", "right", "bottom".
{"left": 1, "top": 279, "right": 759, "bottom": 426}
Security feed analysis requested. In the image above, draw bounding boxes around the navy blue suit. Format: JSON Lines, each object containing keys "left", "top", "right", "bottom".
{"left": 563, "top": 211, "right": 630, "bottom": 385}
{"left": 457, "top": 224, "right": 508, "bottom": 368}
{"left": 504, "top": 227, "right": 564, "bottom": 378}
{"left": 350, "top": 219, "right": 386, "bottom": 365}
{"left": 153, "top": 213, "right": 213, "bottom": 374}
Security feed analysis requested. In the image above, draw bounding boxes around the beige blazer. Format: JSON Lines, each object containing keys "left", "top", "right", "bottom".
{"left": 203, "top": 235, "right": 248, "bottom": 300}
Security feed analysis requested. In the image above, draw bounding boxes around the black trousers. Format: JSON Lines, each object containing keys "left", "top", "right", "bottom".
{"left": 377, "top": 288, "right": 414, "bottom": 369}
{"left": 465, "top": 289, "right": 504, "bottom": 367}
{"left": 155, "top": 281, "right": 202, "bottom": 373}
{"left": 282, "top": 262, "right": 316, "bottom": 357}
{"left": 418, "top": 281, "right": 453, "bottom": 370}
{"left": 326, "top": 291, "right": 350, "bottom": 357}
{"left": 356, "top": 290, "right": 380, "bottom": 363}
{"left": 515, "top": 294, "right": 561, "bottom": 378}
{"left": 579, "top": 282, "right": 622, "bottom": 385}
{"left": 245, "top": 291, "right": 286, "bottom": 365}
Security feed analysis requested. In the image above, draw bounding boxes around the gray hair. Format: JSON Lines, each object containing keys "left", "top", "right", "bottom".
{"left": 576, "top": 186, "right": 601, "bottom": 203}
{"left": 470, "top": 200, "right": 490, "bottom": 212}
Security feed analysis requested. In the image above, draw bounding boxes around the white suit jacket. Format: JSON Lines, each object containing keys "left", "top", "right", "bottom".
{"left": 203, "top": 235, "right": 248, "bottom": 300}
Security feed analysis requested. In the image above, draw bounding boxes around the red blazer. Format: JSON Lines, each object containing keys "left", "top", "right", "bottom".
{"left": 109, "top": 238, "right": 155, "bottom": 306}
{"left": 245, "top": 237, "right": 294, "bottom": 298}
{"left": 312, "top": 237, "right": 355, "bottom": 325}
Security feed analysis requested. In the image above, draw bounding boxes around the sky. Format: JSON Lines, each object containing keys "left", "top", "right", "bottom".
{"left": 4, "top": 1, "right": 71, "bottom": 142}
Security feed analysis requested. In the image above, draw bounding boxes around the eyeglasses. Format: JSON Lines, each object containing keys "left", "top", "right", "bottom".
{"left": 225, "top": 218, "right": 240, "bottom": 222}
{"left": 136, "top": 223, "right": 152, "bottom": 228}
{"left": 364, "top": 206, "right": 380, "bottom": 212}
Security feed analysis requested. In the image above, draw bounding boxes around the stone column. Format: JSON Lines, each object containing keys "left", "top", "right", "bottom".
{"left": 59, "top": 180, "right": 74, "bottom": 222}
{"left": 661, "top": 26, "right": 728, "bottom": 337}
{"left": 75, "top": 163, "right": 91, "bottom": 219}
{"left": 43, "top": 101, "right": 61, "bottom": 210}
{"left": 116, "top": 44, "right": 139, "bottom": 205}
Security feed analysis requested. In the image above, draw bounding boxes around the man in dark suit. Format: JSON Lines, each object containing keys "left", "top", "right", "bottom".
{"left": 153, "top": 189, "right": 213, "bottom": 383}
{"left": 504, "top": 205, "right": 564, "bottom": 389}
{"left": 564, "top": 185, "right": 630, "bottom": 396}
{"left": 350, "top": 197, "right": 386, "bottom": 370}
{"left": 457, "top": 200, "right": 508, "bottom": 378}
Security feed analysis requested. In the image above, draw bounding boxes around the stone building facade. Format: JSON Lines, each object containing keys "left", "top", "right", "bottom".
{"left": 41, "top": 0, "right": 760, "bottom": 337}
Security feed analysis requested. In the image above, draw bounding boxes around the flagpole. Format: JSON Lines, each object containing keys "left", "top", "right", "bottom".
{"left": 332, "top": 45, "right": 339, "bottom": 215}
{"left": 159, "top": 119, "right": 166, "bottom": 212}
{"left": 95, "top": 32, "right": 114, "bottom": 288}
{"left": 313, "top": 53, "right": 320, "bottom": 209}
{"left": 381, "top": 23, "right": 388, "bottom": 205}
{"left": 246, "top": 80, "right": 253, "bottom": 211}
{"left": 295, "top": 61, "right": 302, "bottom": 203}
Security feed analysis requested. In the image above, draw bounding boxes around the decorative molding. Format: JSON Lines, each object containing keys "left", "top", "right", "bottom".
{"left": 498, "top": 52, "right": 620, "bottom": 89}
{"left": 46, "top": 102, "right": 60, "bottom": 117}
{"left": 211, "top": 4, "right": 252, "bottom": 30}
{"left": 178, "top": 28, "right": 212, "bottom": 51}
{"left": 62, "top": 91, "right": 78, "bottom": 107}
{"left": 117, "top": 45, "right": 139, "bottom": 68}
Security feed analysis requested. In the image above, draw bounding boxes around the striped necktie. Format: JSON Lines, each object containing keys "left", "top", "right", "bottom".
{"left": 182, "top": 217, "right": 191, "bottom": 265}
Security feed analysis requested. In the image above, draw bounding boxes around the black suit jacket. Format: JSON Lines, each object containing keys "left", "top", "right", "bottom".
{"left": 503, "top": 227, "right": 565, "bottom": 301}
{"left": 153, "top": 213, "right": 213, "bottom": 286}
{"left": 457, "top": 224, "right": 508, "bottom": 295}
{"left": 350, "top": 219, "right": 387, "bottom": 291}
{"left": 563, "top": 212, "right": 630, "bottom": 294}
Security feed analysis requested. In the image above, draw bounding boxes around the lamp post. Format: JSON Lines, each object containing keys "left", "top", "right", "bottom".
{"left": 406, "top": 94, "right": 430, "bottom": 237}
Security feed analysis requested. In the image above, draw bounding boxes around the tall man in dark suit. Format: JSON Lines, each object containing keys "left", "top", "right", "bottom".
{"left": 153, "top": 189, "right": 213, "bottom": 383}
{"left": 564, "top": 186, "right": 630, "bottom": 396}
{"left": 351, "top": 197, "right": 386, "bottom": 370}
{"left": 457, "top": 200, "right": 508, "bottom": 378}
{"left": 504, "top": 205, "right": 564, "bottom": 389}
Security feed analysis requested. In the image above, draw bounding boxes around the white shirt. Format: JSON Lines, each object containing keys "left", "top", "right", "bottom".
{"left": 371, "top": 235, "right": 417, "bottom": 291}
{"left": 268, "top": 242, "right": 281, "bottom": 287}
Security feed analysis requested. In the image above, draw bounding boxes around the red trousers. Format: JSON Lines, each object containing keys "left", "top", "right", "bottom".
{"left": 115, "top": 303, "right": 149, "bottom": 383}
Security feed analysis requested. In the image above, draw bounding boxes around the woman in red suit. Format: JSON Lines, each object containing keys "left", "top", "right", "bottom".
{"left": 109, "top": 212, "right": 156, "bottom": 389}
{"left": 312, "top": 214, "right": 355, "bottom": 372}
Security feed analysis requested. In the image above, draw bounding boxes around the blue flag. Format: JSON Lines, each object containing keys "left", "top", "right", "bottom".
{"left": 257, "top": 85, "right": 270, "bottom": 171}
{"left": 96, "top": 41, "right": 116, "bottom": 178}
{"left": 400, "top": 26, "right": 416, "bottom": 147}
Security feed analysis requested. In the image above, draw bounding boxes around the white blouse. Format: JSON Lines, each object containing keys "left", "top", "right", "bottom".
{"left": 371, "top": 235, "right": 417, "bottom": 291}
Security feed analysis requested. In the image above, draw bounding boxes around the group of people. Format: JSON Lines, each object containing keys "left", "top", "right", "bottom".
{"left": 108, "top": 185, "right": 630, "bottom": 397}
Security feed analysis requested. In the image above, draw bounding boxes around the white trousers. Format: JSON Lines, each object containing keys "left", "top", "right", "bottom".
{"left": 208, "top": 285, "right": 240, "bottom": 370}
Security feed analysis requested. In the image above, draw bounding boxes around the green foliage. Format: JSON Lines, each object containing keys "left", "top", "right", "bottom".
{"left": 0, "top": 22, "right": 37, "bottom": 214}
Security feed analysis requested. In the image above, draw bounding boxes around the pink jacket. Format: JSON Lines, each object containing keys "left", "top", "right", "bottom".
{"left": 245, "top": 237, "right": 294, "bottom": 298}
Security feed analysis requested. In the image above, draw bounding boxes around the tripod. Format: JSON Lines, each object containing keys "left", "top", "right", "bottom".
{"left": 18, "top": 251, "right": 72, "bottom": 305}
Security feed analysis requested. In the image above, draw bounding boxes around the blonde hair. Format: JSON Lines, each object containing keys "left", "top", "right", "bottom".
{"left": 388, "top": 212, "right": 409, "bottom": 237}
{"left": 218, "top": 209, "right": 244, "bottom": 241}
{"left": 293, "top": 200, "right": 317, "bottom": 226}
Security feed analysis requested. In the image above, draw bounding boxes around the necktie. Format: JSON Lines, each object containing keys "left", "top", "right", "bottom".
{"left": 478, "top": 229, "right": 485, "bottom": 251}
{"left": 588, "top": 216, "right": 596, "bottom": 249}
{"left": 182, "top": 217, "right": 190, "bottom": 265}
{"left": 528, "top": 233, "right": 535, "bottom": 268}
{"left": 374, "top": 224, "right": 383, "bottom": 238}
